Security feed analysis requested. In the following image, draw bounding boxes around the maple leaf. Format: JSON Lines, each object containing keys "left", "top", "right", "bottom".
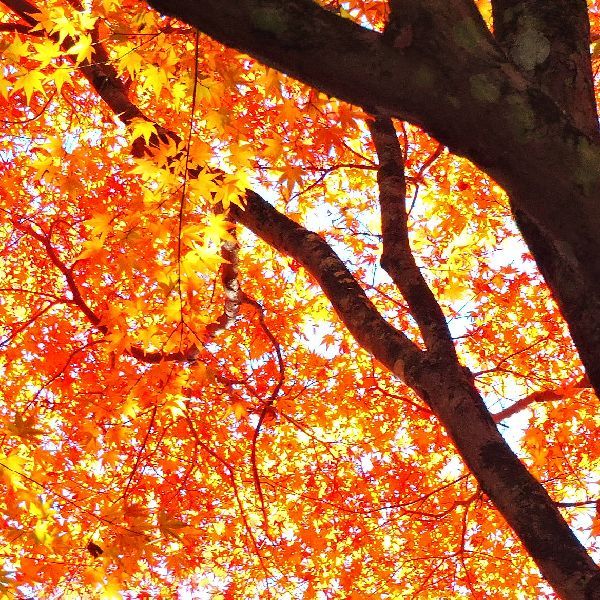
{"left": 213, "top": 172, "right": 250, "bottom": 209}
{"left": 84, "top": 212, "right": 112, "bottom": 236}
{"left": 140, "top": 64, "right": 169, "bottom": 97}
{"left": 7, "top": 414, "right": 44, "bottom": 440}
{"left": 12, "top": 71, "right": 46, "bottom": 103}
{"left": 227, "top": 401, "right": 247, "bottom": 420}
{"left": 49, "top": 67, "right": 73, "bottom": 93}
{"left": 33, "top": 519, "right": 54, "bottom": 547}
{"left": 263, "top": 137, "right": 283, "bottom": 161}
{"left": 99, "top": 582, "right": 123, "bottom": 600}
{"left": 0, "top": 77, "right": 9, "bottom": 100}
{"left": 0, "top": 454, "right": 27, "bottom": 491}
{"left": 67, "top": 34, "right": 94, "bottom": 65}
{"left": 86, "top": 541, "right": 104, "bottom": 558}
{"left": 76, "top": 231, "right": 108, "bottom": 260}
{"left": 158, "top": 512, "right": 188, "bottom": 539}
{"left": 32, "top": 40, "right": 62, "bottom": 67}
{"left": 5, "top": 34, "right": 30, "bottom": 59}
{"left": 188, "top": 169, "right": 217, "bottom": 202}
{"left": 117, "top": 46, "right": 144, "bottom": 78}
{"left": 129, "top": 158, "right": 162, "bottom": 180}
{"left": 77, "top": 11, "right": 98, "bottom": 31}
{"left": 203, "top": 213, "right": 236, "bottom": 246}
{"left": 129, "top": 118, "right": 157, "bottom": 145}
{"left": 49, "top": 10, "right": 78, "bottom": 43}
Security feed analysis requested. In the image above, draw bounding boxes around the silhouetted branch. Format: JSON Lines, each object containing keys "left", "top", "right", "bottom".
{"left": 368, "top": 115, "right": 457, "bottom": 360}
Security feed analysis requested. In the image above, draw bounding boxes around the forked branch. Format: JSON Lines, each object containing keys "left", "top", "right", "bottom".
{"left": 368, "top": 115, "right": 457, "bottom": 360}
{"left": 230, "top": 191, "right": 424, "bottom": 380}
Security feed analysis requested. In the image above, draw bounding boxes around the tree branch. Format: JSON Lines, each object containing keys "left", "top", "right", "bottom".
{"left": 493, "top": 375, "right": 591, "bottom": 422}
{"left": 230, "top": 191, "right": 424, "bottom": 380}
{"left": 367, "top": 115, "right": 457, "bottom": 360}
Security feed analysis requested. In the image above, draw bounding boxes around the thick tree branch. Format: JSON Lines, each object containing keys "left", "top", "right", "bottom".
{"left": 487, "top": 0, "right": 600, "bottom": 396}
{"left": 367, "top": 115, "right": 457, "bottom": 360}
{"left": 143, "top": 0, "right": 600, "bottom": 211}
{"left": 146, "top": 0, "right": 449, "bottom": 127}
{"left": 231, "top": 191, "right": 424, "bottom": 380}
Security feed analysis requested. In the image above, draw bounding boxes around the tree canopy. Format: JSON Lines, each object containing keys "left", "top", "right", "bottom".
{"left": 1, "top": 0, "right": 600, "bottom": 598}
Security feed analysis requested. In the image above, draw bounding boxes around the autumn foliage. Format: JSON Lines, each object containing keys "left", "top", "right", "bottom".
{"left": 1, "top": 0, "right": 600, "bottom": 598}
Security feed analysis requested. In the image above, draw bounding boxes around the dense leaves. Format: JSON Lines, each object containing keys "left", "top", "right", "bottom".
{"left": 0, "top": 0, "right": 599, "bottom": 597}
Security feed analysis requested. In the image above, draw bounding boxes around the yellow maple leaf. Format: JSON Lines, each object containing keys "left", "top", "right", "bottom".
{"left": 129, "top": 158, "right": 162, "bottom": 180}
{"left": 164, "top": 298, "right": 183, "bottom": 323}
{"left": 0, "top": 80, "right": 8, "bottom": 101}
{"left": 213, "top": 172, "right": 249, "bottom": 209}
{"left": 129, "top": 118, "right": 157, "bottom": 144}
{"left": 140, "top": 64, "right": 169, "bottom": 97}
{"left": 120, "top": 397, "right": 139, "bottom": 421}
{"left": 186, "top": 242, "right": 228, "bottom": 274}
{"left": 203, "top": 213, "right": 236, "bottom": 246}
{"left": 50, "top": 10, "right": 78, "bottom": 43}
{"left": 180, "top": 223, "right": 205, "bottom": 247}
{"left": 188, "top": 169, "right": 217, "bottom": 202}
{"left": 77, "top": 11, "right": 98, "bottom": 31}
{"left": 100, "top": 0, "right": 121, "bottom": 13}
{"left": 6, "top": 34, "right": 30, "bottom": 59}
{"left": 0, "top": 454, "right": 27, "bottom": 490}
{"left": 67, "top": 34, "right": 94, "bottom": 65}
{"left": 442, "top": 279, "right": 470, "bottom": 302}
{"left": 32, "top": 40, "right": 62, "bottom": 67}
{"left": 76, "top": 231, "right": 108, "bottom": 260}
{"left": 33, "top": 519, "right": 53, "bottom": 547}
{"left": 85, "top": 212, "right": 112, "bottom": 236}
{"left": 99, "top": 581, "right": 122, "bottom": 600}
{"left": 117, "top": 45, "right": 144, "bottom": 78}
{"left": 50, "top": 68, "right": 73, "bottom": 94}
{"left": 12, "top": 71, "right": 46, "bottom": 104}
{"left": 164, "top": 395, "right": 187, "bottom": 418}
